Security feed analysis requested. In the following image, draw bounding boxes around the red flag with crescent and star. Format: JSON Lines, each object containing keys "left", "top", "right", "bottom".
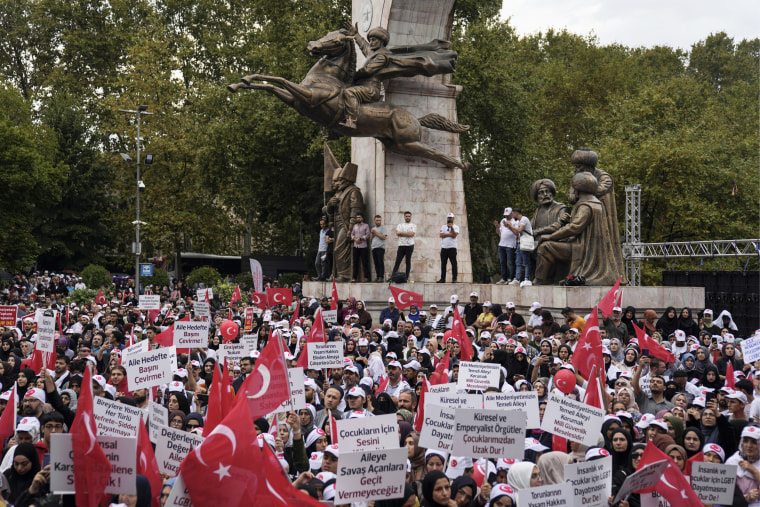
{"left": 71, "top": 366, "right": 112, "bottom": 507}
{"left": 573, "top": 305, "right": 603, "bottom": 380}
{"left": 266, "top": 288, "right": 293, "bottom": 306}
{"left": 250, "top": 292, "right": 267, "bottom": 310}
{"left": 414, "top": 378, "right": 429, "bottom": 431}
{"left": 451, "top": 306, "right": 475, "bottom": 362}
{"left": 137, "top": 420, "right": 162, "bottom": 507}
{"left": 235, "top": 334, "right": 290, "bottom": 418}
{"left": 289, "top": 301, "right": 300, "bottom": 328}
{"left": 597, "top": 277, "right": 621, "bottom": 318}
{"left": 633, "top": 323, "right": 676, "bottom": 364}
{"left": 389, "top": 286, "right": 423, "bottom": 310}
{"left": 205, "top": 359, "right": 232, "bottom": 437}
{"left": 636, "top": 440, "right": 702, "bottom": 505}
{"left": 261, "top": 444, "right": 326, "bottom": 506}
{"left": 432, "top": 350, "right": 450, "bottom": 384}
{"left": 0, "top": 385, "right": 16, "bottom": 445}
{"left": 331, "top": 280, "right": 338, "bottom": 310}
{"left": 230, "top": 285, "right": 241, "bottom": 304}
{"left": 95, "top": 289, "right": 106, "bottom": 305}
{"left": 297, "top": 308, "right": 327, "bottom": 369}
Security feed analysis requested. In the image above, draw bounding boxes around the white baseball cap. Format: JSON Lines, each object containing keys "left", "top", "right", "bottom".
{"left": 447, "top": 213, "right": 454, "bottom": 218}
{"left": 524, "top": 438, "right": 549, "bottom": 452}
{"left": 387, "top": 360, "right": 402, "bottom": 369}
{"left": 324, "top": 444, "right": 340, "bottom": 458}
{"left": 387, "top": 297, "right": 395, "bottom": 303}
{"left": 346, "top": 387, "right": 366, "bottom": 399}
{"left": 506, "top": 302, "right": 516, "bottom": 309}
{"left": 24, "top": 388, "right": 46, "bottom": 404}
{"left": 503, "top": 207, "right": 512, "bottom": 216}
{"left": 450, "top": 295, "right": 458, "bottom": 303}
{"left": 470, "top": 292, "right": 478, "bottom": 298}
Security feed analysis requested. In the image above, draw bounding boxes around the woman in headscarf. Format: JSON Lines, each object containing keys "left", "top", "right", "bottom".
{"left": 450, "top": 475, "right": 477, "bottom": 507}
{"left": 539, "top": 311, "right": 561, "bottom": 338}
{"left": 420, "top": 470, "right": 451, "bottom": 507}
{"left": 663, "top": 415, "right": 684, "bottom": 446}
{"left": 507, "top": 347, "right": 531, "bottom": 385}
{"left": 699, "top": 406, "right": 737, "bottom": 457}
{"left": 656, "top": 307, "right": 679, "bottom": 337}
{"left": 3, "top": 442, "right": 41, "bottom": 505}
{"left": 715, "top": 342, "right": 743, "bottom": 378}
{"left": 642, "top": 310, "right": 658, "bottom": 336}
{"left": 693, "top": 346, "right": 712, "bottom": 376}
{"left": 619, "top": 348, "right": 639, "bottom": 377}
{"left": 682, "top": 426, "right": 705, "bottom": 459}
{"left": 537, "top": 451, "right": 568, "bottom": 485}
{"left": 60, "top": 389, "right": 78, "bottom": 411}
{"left": 677, "top": 308, "right": 699, "bottom": 337}
{"left": 355, "top": 300, "right": 372, "bottom": 330}
{"left": 610, "top": 442, "right": 644, "bottom": 507}
{"left": 714, "top": 310, "right": 738, "bottom": 332}
{"left": 397, "top": 409, "right": 414, "bottom": 425}
{"left": 407, "top": 305, "right": 421, "bottom": 324}
{"left": 0, "top": 338, "right": 14, "bottom": 363}
{"left": 116, "top": 474, "right": 152, "bottom": 507}
{"left": 608, "top": 338, "right": 625, "bottom": 365}
{"left": 701, "top": 364, "right": 723, "bottom": 390}
{"left": 405, "top": 432, "right": 426, "bottom": 482}
{"left": 398, "top": 421, "right": 413, "bottom": 446}
{"left": 621, "top": 307, "right": 639, "bottom": 338}
{"left": 507, "top": 461, "right": 542, "bottom": 492}
{"left": 609, "top": 428, "right": 633, "bottom": 473}
{"left": 16, "top": 368, "right": 35, "bottom": 399}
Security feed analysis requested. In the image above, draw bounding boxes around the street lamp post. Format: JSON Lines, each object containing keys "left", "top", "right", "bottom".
{"left": 119, "top": 105, "right": 153, "bottom": 297}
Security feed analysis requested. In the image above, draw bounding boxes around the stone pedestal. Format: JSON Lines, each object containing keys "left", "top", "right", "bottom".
{"left": 351, "top": 0, "right": 471, "bottom": 283}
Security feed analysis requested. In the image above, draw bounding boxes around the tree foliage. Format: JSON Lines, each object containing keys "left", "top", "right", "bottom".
{"left": 186, "top": 266, "right": 221, "bottom": 288}
{"left": 80, "top": 264, "right": 111, "bottom": 289}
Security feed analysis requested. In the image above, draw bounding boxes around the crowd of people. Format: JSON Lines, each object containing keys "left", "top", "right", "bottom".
{"left": 0, "top": 269, "right": 758, "bottom": 506}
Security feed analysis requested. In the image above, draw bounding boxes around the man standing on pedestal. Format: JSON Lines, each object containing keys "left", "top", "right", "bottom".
{"left": 438, "top": 213, "right": 459, "bottom": 283}
{"left": 316, "top": 218, "right": 330, "bottom": 281}
{"left": 370, "top": 215, "right": 387, "bottom": 282}
{"left": 391, "top": 211, "right": 416, "bottom": 282}
{"left": 351, "top": 213, "right": 370, "bottom": 282}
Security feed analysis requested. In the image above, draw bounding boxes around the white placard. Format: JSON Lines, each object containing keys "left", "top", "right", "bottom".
{"left": 452, "top": 408, "right": 525, "bottom": 459}
{"left": 322, "top": 310, "right": 338, "bottom": 324}
{"left": 139, "top": 295, "right": 161, "bottom": 310}
{"left": 425, "top": 392, "right": 482, "bottom": 409}
{"left": 196, "top": 288, "right": 213, "bottom": 301}
{"left": 93, "top": 396, "right": 143, "bottom": 437}
{"left": 50, "top": 433, "right": 137, "bottom": 495}
{"left": 457, "top": 361, "right": 500, "bottom": 391}
{"left": 640, "top": 491, "right": 669, "bottom": 507}
{"left": 124, "top": 347, "right": 175, "bottom": 390}
{"left": 241, "top": 335, "right": 258, "bottom": 352}
{"left": 149, "top": 401, "right": 169, "bottom": 443}
{"left": 484, "top": 392, "right": 541, "bottom": 428}
{"left": 691, "top": 462, "right": 736, "bottom": 504}
{"left": 35, "top": 315, "right": 56, "bottom": 352}
{"left": 517, "top": 483, "right": 573, "bottom": 507}
{"left": 540, "top": 393, "right": 604, "bottom": 447}
{"left": 279, "top": 367, "right": 306, "bottom": 412}
{"left": 219, "top": 342, "right": 250, "bottom": 367}
{"left": 743, "top": 334, "right": 760, "bottom": 364}
{"left": 194, "top": 301, "right": 210, "bottom": 320}
{"left": 173, "top": 320, "right": 210, "bottom": 348}
{"left": 155, "top": 425, "right": 204, "bottom": 475}
{"left": 612, "top": 460, "right": 670, "bottom": 504}
{"left": 122, "top": 339, "right": 150, "bottom": 359}
{"left": 428, "top": 383, "right": 456, "bottom": 395}
{"left": 335, "top": 447, "right": 407, "bottom": 503}
{"left": 564, "top": 456, "right": 612, "bottom": 507}
{"left": 336, "top": 413, "right": 398, "bottom": 453}
{"left": 308, "top": 341, "right": 344, "bottom": 369}
{"left": 165, "top": 472, "right": 194, "bottom": 507}
{"left": 418, "top": 403, "right": 457, "bottom": 453}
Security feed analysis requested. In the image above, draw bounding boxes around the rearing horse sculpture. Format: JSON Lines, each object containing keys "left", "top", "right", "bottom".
{"left": 228, "top": 29, "right": 470, "bottom": 170}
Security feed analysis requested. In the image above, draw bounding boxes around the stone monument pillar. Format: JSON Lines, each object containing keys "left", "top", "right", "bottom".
{"left": 351, "top": 0, "right": 472, "bottom": 283}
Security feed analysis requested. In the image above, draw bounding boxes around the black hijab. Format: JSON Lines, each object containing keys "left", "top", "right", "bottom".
{"left": 656, "top": 307, "right": 679, "bottom": 337}
{"left": 621, "top": 306, "right": 639, "bottom": 338}
{"left": 421, "top": 470, "right": 450, "bottom": 507}
{"left": 677, "top": 308, "right": 698, "bottom": 336}
{"left": 4, "top": 442, "right": 41, "bottom": 504}
{"left": 609, "top": 428, "right": 633, "bottom": 472}
{"left": 700, "top": 364, "right": 723, "bottom": 390}
{"left": 683, "top": 426, "right": 705, "bottom": 459}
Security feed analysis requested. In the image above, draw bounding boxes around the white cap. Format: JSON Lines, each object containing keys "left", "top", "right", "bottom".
{"left": 347, "top": 387, "right": 366, "bottom": 399}
{"left": 703, "top": 443, "right": 725, "bottom": 462}
{"left": 174, "top": 368, "right": 189, "bottom": 379}
{"left": 24, "top": 388, "right": 46, "bottom": 403}
{"left": 613, "top": 306, "right": 622, "bottom": 312}
{"left": 742, "top": 426, "right": 760, "bottom": 440}
{"left": 503, "top": 207, "right": 512, "bottom": 216}
{"left": 445, "top": 456, "right": 473, "bottom": 479}
{"left": 496, "top": 458, "right": 518, "bottom": 471}
{"left": 585, "top": 448, "right": 611, "bottom": 461}
{"left": 388, "top": 360, "right": 402, "bottom": 369}
{"left": 506, "top": 302, "right": 516, "bottom": 309}
{"left": 104, "top": 384, "right": 117, "bottom": 398}
{"left": 324, "top": 443, "right": 340, "bottom": 458}
{"left": 168, "top": 381, "right": 185, "bottom": 393}
{"left": 490, "top": 484, "right": 517, "bottom": 503}
{"left": 524, "top": 437, "right": 549, "bottom": 452}
{"left": 727, "top": 391, "right": 748, "bottom": 404}
{"left": 447, "top": 213, "right": 454, "bottom": 218}
{"left": 92, "top": 375, "right": 107, "bottom": 388}
{"left": 483, "top": 301, "right": 491, "bottom": 307}
{"left": 344, "top": 365, "right": 359, "bottom": 375}
{"left": 405, "top": 360, "right": 421, "bottom": 371}
{"left": 470, "top": 292, "right": 478, "bottom": 298}
{"left": 450, "top": 295, "right": 458, "bottom": 303}
{"left": 358, "top": 338, "right": 369, "bottom": 347}
{"left": 309, "top": 452, "right": 323, "bottom": 471}
{"left": 388, "top": 297, "right": 395, "bottom": 303}
{"left": 480, "top": 331, "right": 491, "bottom": 339}
{"left": 529, "top": 302, "right": 542, "bottom": 312}
{"left": 17, "top": 417, "right": 40, "bottom": 433}
{"left": 346, "top": 410, "right": 367, "bottom": 419}
{"left": 429, "top": 304, "right": 438, "bottom": 308}
{"left": 704, "top": 308, "right": 713, "bottom": 315}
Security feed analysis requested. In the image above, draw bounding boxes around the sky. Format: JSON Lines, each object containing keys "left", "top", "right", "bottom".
{"left": 500, "top": 0, "right": 759, "bottom": 51}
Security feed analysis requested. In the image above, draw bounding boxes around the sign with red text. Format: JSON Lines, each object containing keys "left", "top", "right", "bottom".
{"left": 138, "top": 295, "right": 161, "bottom": 310}
{"left": 124, "top": 347, "right": 174, "bottom": 390}
{"left": 308, "top": 341, "right": 344, "bottom": 368}
{"left": 278, "top": 367, "right": 306, "bottom": 412}
{"left": 174, "top": 320, "right": 209, "bottom": 348}
{"left": 691, "top": 462, "right": 735, "bottom": 504}
{"left": 452, "top": 408, "right": 525, "bottom": 459}
{"left": 458, "top": 361, "right": 501, "bottom": 391}
{"left": 193, "top": 301, "right": 210, "bottom": 320}
{"left": 418, "top": 403, "right": 456, "bottom": 453}
{"left": 93, "top": 396, "right": 144, "bottom": 438}
{"left": 335, "top": 447, "right": 406, "bottom": 503}
{"left": 517, "top": 483, "right": 573, "bottom": 507}
{"left": 540, "top": 393, "right": 604, "bottom": 447}
{"left": 155, "top": 425, "right": 204, "bottom": 475}
{"left": 35, "top": 314, "right": 56, "bottom": 352}
{"left": 484, "top": 392, "right": 540, "bottom": 428}
{"left": 0, "top": 306, "right": 16, "bottom": 326}
{"left": 336, "top": 413, "right": 397, "bottom": 453}
{"left": 565, "top": 456, "right": 612, "bottom": 507}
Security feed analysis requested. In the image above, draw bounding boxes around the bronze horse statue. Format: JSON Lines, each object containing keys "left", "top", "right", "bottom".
{"left": 228, "top": 29, "right": 470, "bottom": 170}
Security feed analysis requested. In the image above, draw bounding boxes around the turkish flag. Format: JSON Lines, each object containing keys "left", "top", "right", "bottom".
{"left": 205, "top": 360, "right": 232, "bottom": 437}
{"left": 597, "top": 277, "right": 622, "bottom": 318}
{"left": 726, "top": 361, "right": 736, "bottom": 389}
{"left": 581, "top": 366, "right": 604, "bottom": 410}
{"left": 289, "top": 302, "right": 300, "bottom": 328}
{"left": 181, "top": 395, "right": 264, "bottom": 506}
{"left": 685, "top": 450, "right": 704, "bottom": 476}
{"left": 296, "top": 342, "right": 309, "bottom": 370}
{"left": 331, "top": 280, "right": 338, "bottom": 310}
{"left": 153, "top": 325, "right": 174, "bottom": 348}
{"left": 266, "top": 288, "right": 292, "bottom": 306}
{"left": 636, "top": 441, "right": 702, "bottom": 505}
{"left": 71, "top": 367, "right": 112, "bottom": 507}
{"left": 21, "top": 349, "right": 56, "bottom": 374}
{"left": 95, "top": 289, "right": 106, "bottom": 305}
{"left": 414, "top": 379, "right": 429, "bottom": 431}
{"left": 236, "top": 337, "right": 290, "bottom": 419}
{"left": 389, "top": 286, "right": 423, "bottom": 310}
{"left": 633, "top": 323, "right": 675, "bottom": 364}
{"left": 261, "top": 444, "right": 327, "bottom": 506}
{"left": 250, "top": 292, "right": 267, "bottom": 309}
{"left": 147, "top": 309, "right": 160, "bottom": 325}
{"left": 328, "top": 410, "right": 339, "bottom": 444}
{"left": 137, "top": 421, "right": 162, "bottom": 507}
{"left": 552, "top": 434, "right": 568, "bottom": 452}
{"left": 308, "top": 308, "right": 326, "bottom": 343}
{"left": 451, "top": 306, "right": 474, "bottom": 362}
{"left": 431, "top": 350, "right": 451, "bottom": 384}
{"left": 0, "top": 385, "right": 16, "bottom": 444}
{"left": 377, "top": 374, "right": 389, "bottom": 393}
{"left": 230, "top": 285, "right": 241, "bottom": 304}
{"left": 574, "top": 306, "right": 603, "bottom": 380}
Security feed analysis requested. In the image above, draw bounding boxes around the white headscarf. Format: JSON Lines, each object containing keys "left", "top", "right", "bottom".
{"left": 714, "top": 310, "right": 738, "bottom": 331}
{"left": 507, "top": 461, "right": 536, "bottom": 492}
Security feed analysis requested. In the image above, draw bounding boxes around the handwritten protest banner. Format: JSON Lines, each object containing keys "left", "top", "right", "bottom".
{"left": 50, "top": 433, "right": 137, "bottom": 495}
{"left": 174, "top": 320, "right": 210, "bottom": 348}
{"left": 452, "top": 408, "right": 525, "bottom": 459}
{"left": 308, "top": 341, "right": 344, "bottom": 369}
{"left": 565, "top": 456, "right": 612, "bottom": 507}
{"left": 138, "top": 295, "right": 161, "bottom": 310}
{"left": 743, "top": 334, "right": 760, "bottom": 364}
{"left": 278, "top": 367, "right": 306, "bottom": 412}
{"left": 517, "top": 483, "right": 573, "bottom": 507}
{"left": 484, "top": 392, "right": 540, "bottom": 428}
{"left": 691, "top": 462, "right": 735, "bottom": 504}
{"left": 0, "top": 306, "right": 16, "bottom": 326}
{"left": 612, "top": 460, "right": 669, "bottom": 504}
{"left": 458, "top": 361, "right": 501, "bottom": 391}
{"left": 337, "top": 413, "right": 397, "bottom": 453}
{"left": 335, "top": 447, "right": 406, "bottom": 503}
{"left": 419, "top": 403, "right": 456, "bottom": 453}
{"left": 93, "top": 397, "right": 143, "bottom": 437}
{"left": 155, "top": 425, "right": 204, "bottom": 475}
{"left": 149, "top": 401, "right": 169, "bottom": 443}
{"left": 540, "top": 393, "right": 604, "bottom": 447}
{"left": 124, "top": 347, "right": 174, "bottom": 390}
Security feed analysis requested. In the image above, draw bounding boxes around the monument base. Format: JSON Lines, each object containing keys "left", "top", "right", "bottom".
{"left": 302, "top": 281, "right": 705, "bottom": 318}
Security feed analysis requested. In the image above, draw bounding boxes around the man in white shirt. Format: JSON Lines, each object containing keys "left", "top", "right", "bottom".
{"left": 506, "top": 208, "right": 533, "bottom": 287}
{"left": 443, "top": 295, "right": 465, "bottom": 330}
{"left": 438, "top": 212, "right": 460, "bottom": 283}
{"left": 527, "top": 302, "right": 543, "bottom": 332}
{"left": 391, "top": 211, "right": 416, "bottom": 281}
{"left": 494, "top": 207, "right": 518, "bottom": 284}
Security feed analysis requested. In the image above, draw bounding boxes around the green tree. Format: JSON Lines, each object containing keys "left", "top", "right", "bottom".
{"left": 187, "top": 267, "right": 222, "bottom": 288}
{"left": 80, "top": 264, "right": 112, "bottom": 289}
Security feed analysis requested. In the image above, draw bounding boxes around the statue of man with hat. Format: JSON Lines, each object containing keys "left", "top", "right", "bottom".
{"left": 530, "top": 178, "right": 569, "bottom": 283}
{"left": 323, "top": 162, "right": 365, "bottom": 282}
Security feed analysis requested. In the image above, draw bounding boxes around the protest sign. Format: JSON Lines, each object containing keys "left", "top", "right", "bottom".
{"left": 457, "top": 361, "right": 501, "bottom": 391}
{"left": 35, "top": 313, "right": 56, "bottom": 352}
{"left": 612, "top": 460, "right": 669, "bottom": 504}
{"left": 564, "top": 456, "right": 612, "bottom": 507}
{"left": 418, "top": 403, "right": 457, "bottom": 453}
{"left": 93, "top": 396, "right": 144, "bottom": 437}
{"left": 308, "top": 341, "right": 344, "bottom": 369}
{"left": 155, "top": 425, "right": 204, "bottom": 475}
{"left": 640, "top": 492, "right": 669, "bottom": 507}
{"left": 321, "top": 310, "right": 338, "bottom": 324}
{"left": 0, "top": 306, "right": 15, "bottom": 326}
{"left": 484, "top": 392, "right": 540, "bottom": 428}
{"left": 149, "top": 401, "right": 169, "bottom": 443}
{"left": 743, "top": 334, "right": 760, "bottom": 364}
{"left": 194, "top": 301, "right": 210, "bottom": 320}
{"left": 241, "top": 335, "right": 258, "bottom": 353}
{"left": 691, "top": 462, "right": 735, "bottom": 504}
{"left": 122, "top": 339, "right": 149, "bottom": 359}
{"left": 174, "top": 320, "right": 210, "bottom": 348}
{"left": 428, "top": 383, "right": 457, "bottom": 395}
{"left": 50, "top": 433, "right": 137, "bottom": 495}
{"left": 124, "top": 347, "right": 174, "bottom": 390}
{"left": 337, "top": 413, "right": 398, "bottom": 453}
{"left": 517, "top": 483, "right": 573, "bottom": 507}
{"left": 165, "top": 473, "right": 194, "bottom": 507}
{"left": 278, "top": 367, "right": 306, "bottom": 412}
{"left": 243, "top": 308, "right": 256, "bottom": 331}
{"left": 219, "top": 342, "right": 250, "bottom": 367}
{"left": 426, "top": 391, "right": 482, "bottom": 409}
{"left": 452, "top": 408, "right": 525, "bottom": 459}
{"left": 139, "top": 295, "right": 161, "bottom": 310}
{"left": 335, "top": 447, "right": 406, "bottom": 503}
{"left": 196, "top": 288, "right": 213, "bottom": 301}
{"left": 540, "top": 393, "right": 604, "bottom": 446}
